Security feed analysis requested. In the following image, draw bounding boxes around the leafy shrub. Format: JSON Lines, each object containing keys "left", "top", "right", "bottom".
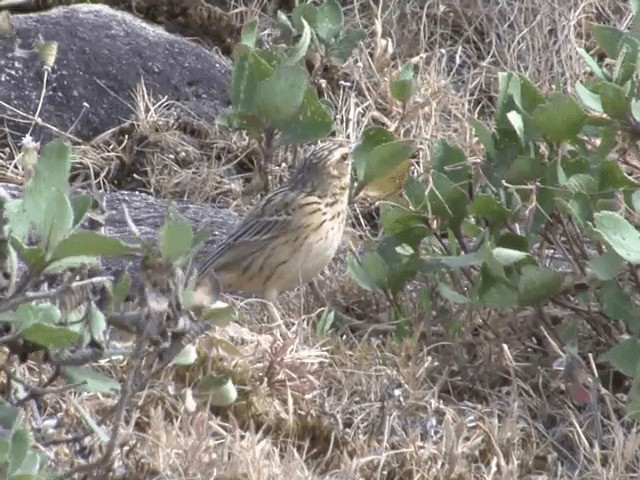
{"left": 217, "top": 0, "right": 413, "bottom": 195}
{"left": 0, "top": 2, "right": 412, "bottom": 475}
{"left": 347, "top": 3, "right": 640, "bottom": 415}
{"left": 0, "top": 141, "right": 235, "bottom": 477}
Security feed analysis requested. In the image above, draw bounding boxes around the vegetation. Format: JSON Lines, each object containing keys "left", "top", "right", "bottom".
{"left": 1, "top": 0, "right": 640, "bottom": 478}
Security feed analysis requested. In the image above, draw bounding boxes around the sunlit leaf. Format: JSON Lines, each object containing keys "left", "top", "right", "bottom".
{"left": 61, "top": 367, "right": 120, "bottom": 395}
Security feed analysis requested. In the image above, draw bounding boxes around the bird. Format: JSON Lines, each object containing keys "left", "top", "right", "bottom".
{"left": 195, "top": 142, "right": 353, "bottom": 309}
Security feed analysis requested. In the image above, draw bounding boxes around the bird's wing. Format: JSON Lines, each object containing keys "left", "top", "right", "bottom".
{"left": 197, "top": 187, "right": 296, "bottom": 274}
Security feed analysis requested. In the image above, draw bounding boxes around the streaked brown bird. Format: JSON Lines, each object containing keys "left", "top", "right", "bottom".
{"left": 196, "top": 142, "right": 352, "bottom": 306}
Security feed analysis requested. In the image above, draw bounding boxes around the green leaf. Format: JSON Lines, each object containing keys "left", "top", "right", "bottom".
{"left": 10, "top": 239, "right": 46, "bottom": 271}
{"left": 316, "top": 0, "right": 343, "bottom": 42}
{"left": 613, "top": 41, "right": 637, "bottom": 85}
{"left": 61, "top": 367, "right": 121, "bottom": 395}
{"left": 420, "top": 289, "right": 431, "bottom": 317}
{"left": 256, "top": 65, "right": 308, "bottom": 126}
{"left": 461, "top": 219, "right": 483, "bottom": 238}
{"left": 352, "top": 126, "right": 395, "bottom": 180}
{"left": 40, "top": 188, "right": 73, "bottom": 253}
{"left": 3, "top": 199, "right": 28, "bottom": 242}
{"left": 565, "top": 173, "right": 598, "bottom": 194}
{"left": 210, "top": 335, "right": 243, "bottom": 357}
{"left": 12, "top": 303, "right": 61, "bottom": 331}
{"left": 632, "top": 98, "right": 640, "bottom": 122}
{"left": 8, "top": 429, "right": 30, "bottom": 477}
{"left": 383, "top": 254, "right": 420, "bottom": 295}
{"left": 427, "top": 172, "right": 468, "bottom": 228}
{"left": 215, "top": 108, "right": 233, "bottom": 128}
{"left": 471, "top": 118, "right": 497, "bottom": 159}
{"left": 230, "top": 47, "right": 273, "bottom": 115}
{"left": 496, "top": 232, "right": 529, "bottom": 252}
{"left": 599, "top": 337, "right": 640, "bottom": 377}
{"left": 111, "top": 271, "right": 131, "bottom": 306}
{"left": 380, "top": 204, "right": 428, "bottom": 238}
{"left": 531, "top": 93, "right": 586, "bottom": 143}
{"left": 587, "top": 250, "right": 625, "bottom": 281}
{"left": 286, "top": 17, "right": 311, "bottom": 64}
{"left": 492, "top": 247, "right": 531, "bottom": 265}
{"left": 276, "top": 10, "right": 294, "bottom": 41}
{"left": 499, "top": 73, "right": 546, "bottom": 116}
{"left": 599, "top": 160, "right": 634, "bottom": 190}
{"left": 436, "top": 251, "right": 484, "bottom": 269}
{"left": 404, "top": 178, "right": 427, "bottom": 210}
{"left": 291, "top": 2, "right": 318, "bottom": 31}
{"left": 70, "top": 194, "right": 94, "bottom": 228}
{"left": 555, "top": 193, "right": 592, "bottom": 230}
{"left": 530, "top": 177, "right": 556, "bottom": 232}
{"left": 475, "top": 265, "right": 519, "bottom": 308}
{"left": 171, "top": 344, "right": 198, "bottom": 366}
{"left": 240, "top": 19, "right": 259, "bottom": 48}
{"left": 633, "top": 189, "right": 640, "bottom": 215}
{"left": 316, "top": 308, "right": 338, "bottom": 337}
{"left": 197, "top": 373, "right": 237, "bottom": 407}
{"left": 593, "top": 24, "right": 625, "bottom": 59}
{"left": 592, "top": 82, "right": 629, "bottom": 119}
{"left": 197, "top": 302, "right": 236, "bottom": 326}
{"left": 431, "top": 139, "right": 470, "bottom": 185}
{"left": 356, "top": 140, "right": 414, "bottom": 187}
{"left": 21, "top": 323, "right": 79, "bottom": 349}
{"left": 577, "top": 48, "right": 608, "bottom": 81}
{"left": 50, "top": 231, "right": 135, "bottom": 262}
{"left": 514, "top": 74, "right": 547, "bottom": 113}
{"left": 575, "top": 81, "right": 603, "bottom": 112}
{"left": 482, "top": 245, "right": 507, "bottom": 281}
{"left": 468, "top": 194, "right": 511, "bottom": 229}
{"left": 593, "top": 211, "right": 640, "bottom": 264}
{"left": 33, "top": 141, "right": 72, "bottom": 193}
{"left": 597, "top": 280, "right": 640, "bottom": 333}
{"left": 437, "top": 282, "right": 469, "bottom": 304}
{"left": 347, "top": 252, "right": 388, "bottom": 291}
{"left": 0, "top": 403, "right": 18, "bottom": 431}
{"left": 0, "top": 433, "right": 10, "bottom": 466}
{"left": 44, "top": 255, "right": 100, "bottom": 274}
{"left": 158, "top": 216, "right": 194, "bottom": 262}
{"left": 379, "top": 205, "right": 429, "bottom": 242}
{"left": 278, "top": 86, "right": 334, "bottom": 144}
{"left": 517, "top": 265, "right": 564, "bottom": 306}
{"left": 192, "top": 227, "right": 211, "bottom": 251}
{"left": 87, "top": 302, "right": 107, "bottom": 345}
{"left": 328, "top": 29, "right": 366, "bottom": 63}
{"left": 390, "top": 62, "right": 417, "bottom": 103}
{"left": 20, "top": 142, "right": 72, "bottom": 244}
{"left": 506, "top": 155, "right": 545, "bottom": 184}
{"left": 506, "top": 110, "right": 526, "bottom": 144}
{"left": 10, "top": 449, "right": 41, "bottom": 477}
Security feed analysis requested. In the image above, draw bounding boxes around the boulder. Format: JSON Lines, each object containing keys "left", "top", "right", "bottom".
{"left": 0, "top": 4, "right": 231, "bottom": 145}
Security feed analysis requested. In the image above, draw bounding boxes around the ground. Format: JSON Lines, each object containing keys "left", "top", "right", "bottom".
{"left": 2, "top": 0, "right": 639, "bottom": 479}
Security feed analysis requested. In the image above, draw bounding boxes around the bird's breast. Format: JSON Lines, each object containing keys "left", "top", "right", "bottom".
{"left": 272, "top": 194, "right": 348, "bottom": 289}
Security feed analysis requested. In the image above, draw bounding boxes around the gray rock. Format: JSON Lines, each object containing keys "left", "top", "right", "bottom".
{"left": 0, "top": 4, "right": 231, "bottom": 144}
{"left": 0, "top": 182, "right": 241, "bottom": 281}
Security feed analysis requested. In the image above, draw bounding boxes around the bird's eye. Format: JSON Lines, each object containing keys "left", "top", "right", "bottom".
{"left": 340, "top": 153, "right": 349, "bottom": 161}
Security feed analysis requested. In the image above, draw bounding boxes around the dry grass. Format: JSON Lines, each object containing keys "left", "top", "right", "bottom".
{"left": 4, "top": 0, "right": 640, "bottom": 478}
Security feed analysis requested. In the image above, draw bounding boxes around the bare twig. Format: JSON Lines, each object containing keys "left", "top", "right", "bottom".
{"left": 0, "top": 276, "right": 113, "bottom": 314}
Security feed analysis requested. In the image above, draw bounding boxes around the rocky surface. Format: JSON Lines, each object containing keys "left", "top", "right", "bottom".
{"left": 0, "top": 182, "right": 240, "bottom": 282}
{"left": 0, "top": 4, "right": 231, "bottom": 145}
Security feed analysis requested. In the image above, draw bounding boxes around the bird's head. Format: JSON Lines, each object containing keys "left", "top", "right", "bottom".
{"left": 292, "top": 142, "right": 352, "bottom": 195}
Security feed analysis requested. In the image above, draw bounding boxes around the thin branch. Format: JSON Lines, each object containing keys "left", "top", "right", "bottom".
{"left": 63, "top": 318, "right": 150, "bottom": 477}
{"left": 0, "top": 276, "right": 113, "bottom": 313}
